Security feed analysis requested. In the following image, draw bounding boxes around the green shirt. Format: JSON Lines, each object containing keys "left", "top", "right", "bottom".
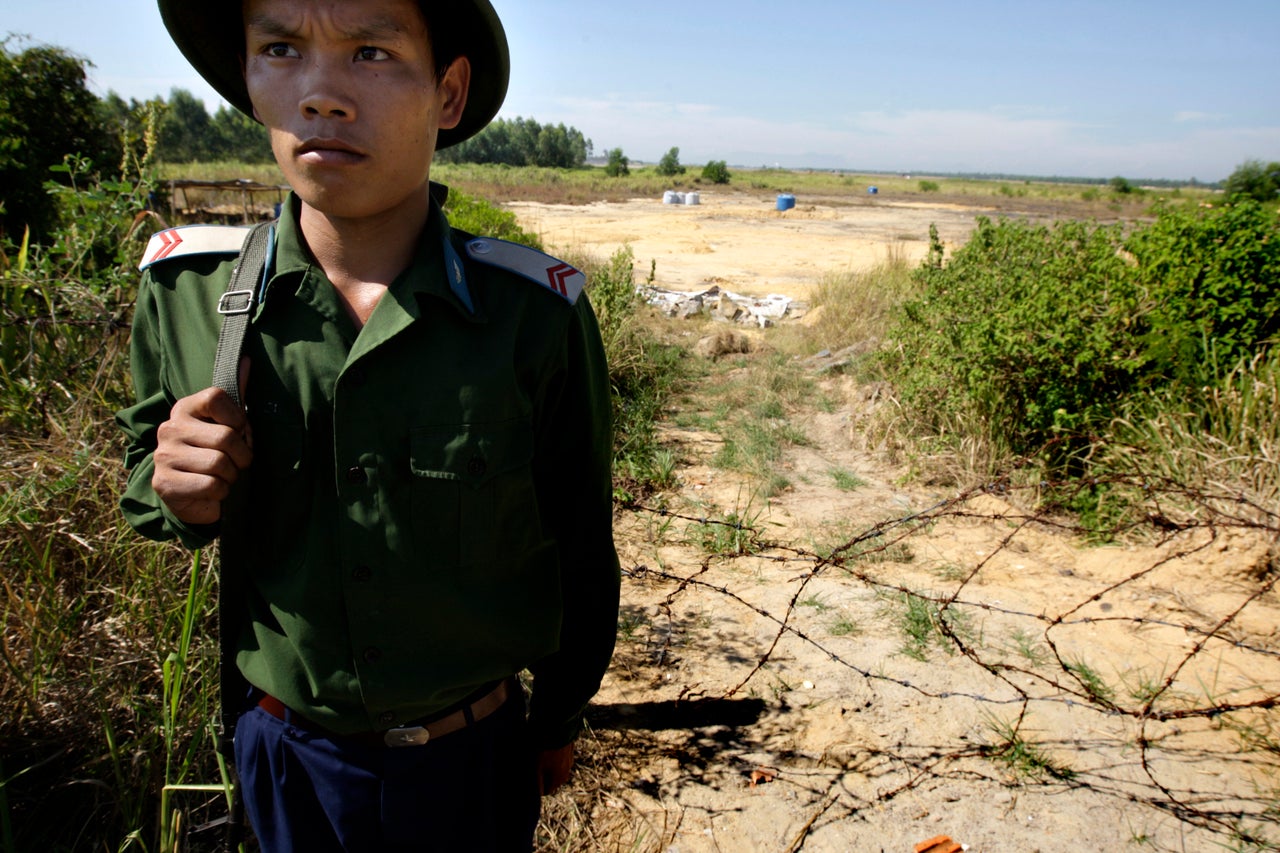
{"left": 117, "top": 192, "right": 619, "bottom": 747}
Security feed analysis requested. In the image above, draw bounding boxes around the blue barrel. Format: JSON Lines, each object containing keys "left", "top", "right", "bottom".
{"left": 776, "top": 193, "right": 796, "bottom": 211}
{"left": 867, "top": 186, "right": 878, "bottom": 195}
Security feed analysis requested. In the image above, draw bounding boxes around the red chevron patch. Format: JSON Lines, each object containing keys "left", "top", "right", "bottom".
{"left": 149, "top": 230, "right": 183, "bottom": 264}
{"left": 547, "top": 263, "right": 574, "bottom": 297}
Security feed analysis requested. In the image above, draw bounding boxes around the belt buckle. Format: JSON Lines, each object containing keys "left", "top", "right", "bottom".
{"left": 384, "top": 725, "right": 430, "bottom": 748}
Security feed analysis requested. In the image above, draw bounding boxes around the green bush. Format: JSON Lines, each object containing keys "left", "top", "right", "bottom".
{"left": 888, "top": 219, "right": 1140, "bottom": 463}
{"left": 1110, "top": 176, "right": 1134, "bottom": 194}
{"left": 1127, "top": 200, "right": 1280, "bottom": 385}
{"left": 1222, "top": 159, "right": 1280, "bottom": 203}
{"left": 442, "top": 188, "right": 542, "bottom": 249}
{"left": 0, "top": 42, "right": 124, "bottom": 243}
{"left": 604, "top": 147, "right": 630, "bottom": 178}
{"left": 884, "top": 202, "right": 1280, "bottom": 475}
{"left": 0, "top": 136, "right": 212, "bottom": 853}
{"left": 918, "top": 180, "right": 940, "bottom": 193}
{"left": 1, "top": 155, "right": 150, "bottom": 435}
{"left": 701, "top": 160, "right": 731, "bottom": 185}
{"left": 655, "top": 147, "right": 685, "bottom": 177}
{"left": 575, "top": 247, "right": 683, "bottom": 499}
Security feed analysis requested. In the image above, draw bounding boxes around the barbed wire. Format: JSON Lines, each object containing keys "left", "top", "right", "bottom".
{"left": 612, "top": 472, "right": 1280, "bottom": 847}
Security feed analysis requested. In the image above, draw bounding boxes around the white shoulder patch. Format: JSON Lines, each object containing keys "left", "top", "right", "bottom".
{"left": 464, "top": 238, "right": 586, "bottom": 305}
{"left": 139, "top": 225, "right": 253, "bottom": 271}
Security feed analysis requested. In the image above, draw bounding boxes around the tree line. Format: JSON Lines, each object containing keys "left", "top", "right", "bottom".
{"left": 435, "top": 117, "right": 591, "bottom": 168}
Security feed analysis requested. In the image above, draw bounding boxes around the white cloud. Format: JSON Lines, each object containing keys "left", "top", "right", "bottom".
{"left": 1173, "top": 111, "right": 1223, "bottom": 123}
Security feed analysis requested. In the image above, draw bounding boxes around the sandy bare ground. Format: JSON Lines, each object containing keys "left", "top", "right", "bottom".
{"left": 512, "top": 193, "right": 1280, "bottom": 853}
{"left": 509, "top": 191, "right": 987, "bottom": 299}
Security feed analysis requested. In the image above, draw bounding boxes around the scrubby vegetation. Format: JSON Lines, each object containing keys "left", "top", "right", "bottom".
{"left": 885, "top": 203, "right": 1277, "bottom": 467}
{"left": 803, "top": 196, "right": 1279, "bottom": 530}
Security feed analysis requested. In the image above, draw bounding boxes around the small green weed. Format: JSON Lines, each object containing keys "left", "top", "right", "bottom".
{"left": 880, "top": 590, "right": 969, "bottom": 661}
{"left": 617, "top": 608, "right": 649, "bottom": 643}
{"left": 1006, "top": 628, "right": 1049, "bottom": 667}
{"left": 981, "top": 714, "right": 1076, "bottom": 782}
{"left": 930, "top": 562, "right": 968, "bottom": 583}
{"left": 829, "top": 616, "right": 861, "bottom": 637}
{"left": 1120, "top": 666, "right": 1172, "bottom": 707}
{"left": 841, "top": 533, "right": 915, "bottom": 565}
{"left": 828, "top": 467, "right": 865, "bottom": 491}
{"left": 685, "top": 503, "right": 763, "bottom": 556}
{"left": 1066, "top": 657, "right": 1116, "bottom": 705}
{"left": 798, "top": 594, "right": 831, "bottom": 613}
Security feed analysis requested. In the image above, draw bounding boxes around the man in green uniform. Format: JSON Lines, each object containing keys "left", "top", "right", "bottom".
{"left": 116, "top": 0, "right": 620, "bottom": 849}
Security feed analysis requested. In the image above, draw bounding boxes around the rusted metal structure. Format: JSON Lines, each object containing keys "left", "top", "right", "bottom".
{"left": 166, "top": 178, "right": 289, "bottom": 224}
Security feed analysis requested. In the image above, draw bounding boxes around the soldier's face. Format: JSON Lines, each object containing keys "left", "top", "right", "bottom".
{"left": 242, "top": 0, "right": 470, "bottom": 221}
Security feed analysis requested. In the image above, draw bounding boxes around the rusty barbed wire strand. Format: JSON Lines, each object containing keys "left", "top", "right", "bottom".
{"left": 615, "top": 469, "right": 1280, "bottom": 847}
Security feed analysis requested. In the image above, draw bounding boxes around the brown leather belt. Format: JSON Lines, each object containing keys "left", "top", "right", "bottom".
{"left": 257, "top": 678, "right": 512, "bottom": 748}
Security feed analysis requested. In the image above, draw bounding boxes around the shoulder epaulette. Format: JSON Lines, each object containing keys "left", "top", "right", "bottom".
{"left": 139, "top": 225, "right": 253, "bottom": 271}
{"left": 464, "top": 238, "right": 586, "bottom": 305}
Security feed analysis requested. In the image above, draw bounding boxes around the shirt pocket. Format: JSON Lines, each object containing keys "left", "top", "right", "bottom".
{"left": 409, "top": 418, "right": 540, "bottom": 569}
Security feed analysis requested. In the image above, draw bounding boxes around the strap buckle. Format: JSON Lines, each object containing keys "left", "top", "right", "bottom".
{"left": 383, "top": 726, "right": 430, "bottom": 748}
{"left": 217, "top": 289, "right": 255, "bottom": 315}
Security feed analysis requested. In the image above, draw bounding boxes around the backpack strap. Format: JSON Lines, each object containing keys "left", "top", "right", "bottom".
{"left": 206, "top": 221, "right": 273, "bottom": 853}
{"left": 211, "top": 222, "right": 274, "bottom": 408}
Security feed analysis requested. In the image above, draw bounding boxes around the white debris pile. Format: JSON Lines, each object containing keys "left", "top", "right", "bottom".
{"left": 641, "top": 284, "right": 798, "bottom": 328}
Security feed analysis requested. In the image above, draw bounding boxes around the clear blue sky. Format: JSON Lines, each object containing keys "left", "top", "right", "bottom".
{"left": 4, "top": 0, "right": 1277, "bottom": 181}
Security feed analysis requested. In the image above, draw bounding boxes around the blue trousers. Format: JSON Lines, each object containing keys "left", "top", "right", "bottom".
{"left": 233, "top": 691, "right": 540, "bottom": 852}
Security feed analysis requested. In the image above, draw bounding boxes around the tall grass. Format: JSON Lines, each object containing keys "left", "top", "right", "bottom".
{"left": 1105, "top": 351, "right": 1280, "bottom": 522}
{"left": 0, "top": 150, "right": 226, "bottom": 844}
{"left": 568, "top": 245, "right": 685, "bottom": 499}
{"left": 801, "top": 240, "right": 917, "bottom": 356}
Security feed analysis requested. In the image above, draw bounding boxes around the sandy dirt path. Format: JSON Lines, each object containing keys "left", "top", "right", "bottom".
{"left": 512, "top": 195, "right": 1280, "bottom": 853}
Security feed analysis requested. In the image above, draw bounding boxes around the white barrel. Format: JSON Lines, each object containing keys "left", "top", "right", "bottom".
{"left": 663, "top": 191, "right": 678, "bottom": 204}
{"left": 684, "top": 192, "right": 700, "bottom": 205}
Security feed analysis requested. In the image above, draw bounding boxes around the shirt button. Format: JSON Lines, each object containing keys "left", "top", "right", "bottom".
{"left": 379, "top": 711, "right": 395, "bottom": 726}
{"left": 363, "top": 647, "right": 382, "bottom": 664}
{"left": 352, "top": 565, "right": 372, "bottom": 582}
{"left": 345, "top": 466, "right": 367, "bottom": 485}
{"left": 466, "top": 456, "right": 487, "bottom": 477}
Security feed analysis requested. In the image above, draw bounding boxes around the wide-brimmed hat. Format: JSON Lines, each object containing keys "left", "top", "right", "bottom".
{"left": 157, "top": 0, "right": 509, "bottom": 149}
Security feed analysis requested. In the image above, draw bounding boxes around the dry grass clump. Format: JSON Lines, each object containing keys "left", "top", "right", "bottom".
{"left": 800, "top": 240, "right": 917, "bottom": 358}
{"left": 1105, "top": 352, "right": 1280, "bottom": 526}
{"left": 0, "top": 429, "right": 218, "bottom": 851}
{"left": 537, "top": 729, "right": 669, "bottom": 852}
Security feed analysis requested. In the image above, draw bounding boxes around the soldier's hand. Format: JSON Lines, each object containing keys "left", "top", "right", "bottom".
{"left": 536, "top": 742, "right": 574, "bottom": 796}
{"left": 152, "top": 359, "right": 253, "bottom": 526}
